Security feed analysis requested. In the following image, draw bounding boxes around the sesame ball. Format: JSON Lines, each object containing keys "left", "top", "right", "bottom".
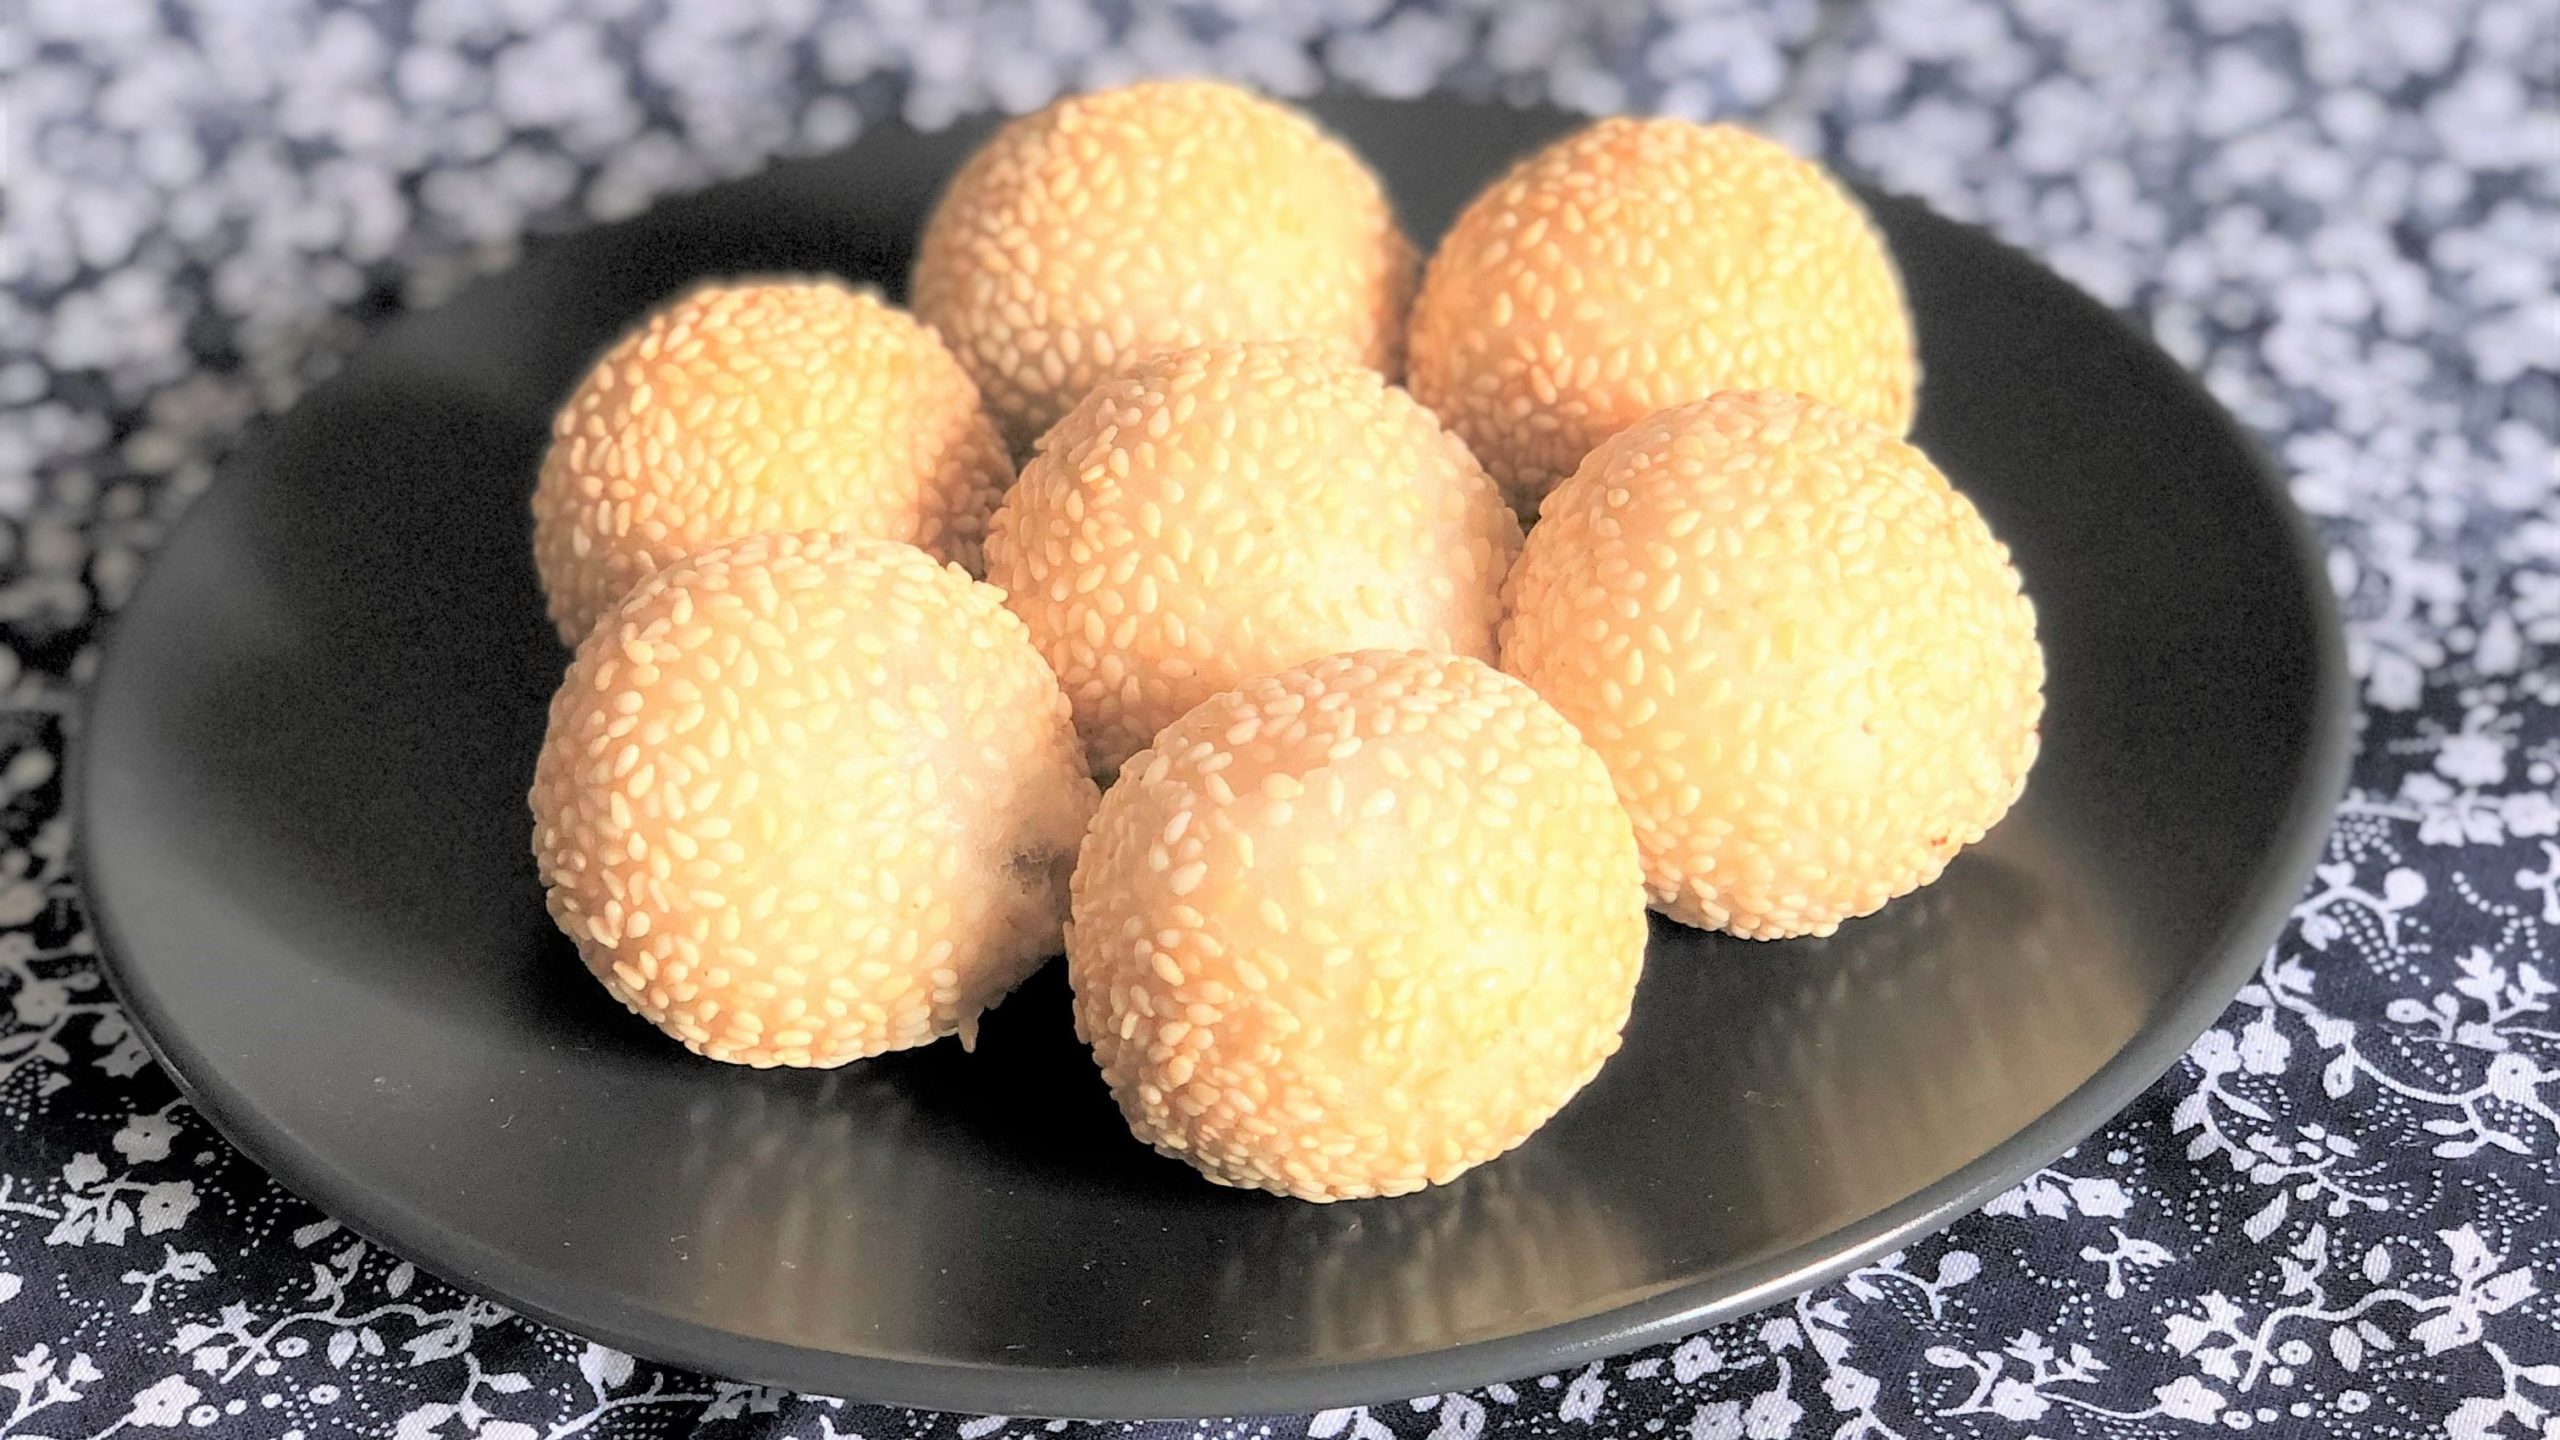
{"left": 1066, "top": 650, "right": 1649, "bottom": 1201}
{"left": 1409, "top": 118, "right": 1916, "bottom": 515}
{"left": 913, "top": 80, "right": 1416, "bottom": 452}
{"left": 528, "top": 533, "right": 1100, "bottom": 1067}
{"left": 531, "top": 279, "right": 1012, "bottom": 645}
{"left": 986, "top": 341, "right": 1523, "bottom": 777}
{"left": 1500, "top": 391, "right": 2042, "bottom": 940}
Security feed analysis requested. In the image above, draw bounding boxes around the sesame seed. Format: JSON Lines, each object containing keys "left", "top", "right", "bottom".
{"left": 985, "top": 342, "right": 1521, "bottom": 777}
{"left": 530, "top": 534, "right": 1100, "bottom": 1068}
{"left": 532, "top": 281, "right": 1011, "bottom": 645}
{"left": 1499, "top": 390, "right": 2042, "bottom": 939}
{"left": 1410, "top": 118, "right": 1915, "bottom": 515}
{"left": 1064, "top": 648, "right": 1646, "bottom": 1201}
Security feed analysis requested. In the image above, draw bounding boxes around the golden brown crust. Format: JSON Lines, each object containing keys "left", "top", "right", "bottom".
{"left": 985, "top": 341, "right": 1522, "bottom": 777}
{"left": 913, "top": 80, "right": 1416, "bottom": 453}
{"left": 1501, "top": 391, "right": 2041, "bottom": 938}
{"left": 531, "top": 279, "right": 1011, "bottom": 645}
{"left": 528, "top": 533, "right": 1100, "bottom": 1066}
{"left": 1410, "top": 118, "right": 1916, "bottom": 515}
{"left": 1066, "top": 650, "right": 1649, "bottom": 1201}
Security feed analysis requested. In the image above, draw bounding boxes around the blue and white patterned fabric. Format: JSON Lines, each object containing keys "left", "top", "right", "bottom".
{"left": 3, "top": 1, "right": 2556, "bottom": 1435}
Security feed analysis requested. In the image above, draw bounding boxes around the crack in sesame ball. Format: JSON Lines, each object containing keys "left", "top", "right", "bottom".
{"left": 985, "top": 340, "right": 1524, "bottom": 779}
{"left": 1410, "top": 118, "right": 1917, "bottom": 516}
{"left": 529, "top": 533, "right": 1100, "bottom": 1067}
{"left": 1501, "top": 391, "right": 2043, "bottom": 940}
{"left": 1066, "top": 650, "right": 1650, "bottom": 1202}
{"left": 531, "top": 279, "right": 1013, "bottom": 645}
{"left": 912, "top": 79, "right": 1416, "bottom": 454}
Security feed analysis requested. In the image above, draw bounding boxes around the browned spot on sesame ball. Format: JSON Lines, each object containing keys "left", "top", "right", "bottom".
{"left": 528, "top": 533, "right": 1100, "bottom": 1067}
{"left": 531, "top": 279, "right": 1012, "bottom": 646}
{"left": 1066, "top": 650, "right": 1649, "bottom": 1202}
{"left": 985, "top": 341, "right": 1524, "bottom": 778}
{"left": 912, "top": 79, "right": 1416, "bottom": 453}
{"left": 1410, "top": 118, "right": 1916, "bottom": 516}
{"left": 1501, "top": 391, "right": 2043, "bottom": 940}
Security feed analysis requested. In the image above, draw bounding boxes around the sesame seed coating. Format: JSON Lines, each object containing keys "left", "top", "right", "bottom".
{"left": 531, "top": 279, "right": 1013, "bottom": 645}
{"left": 528, "top": 533, "right": 1100, "bottom": 1067}
{"left": 986, "top": 341, "right": 1524, "bottom": 778}
{"left": 1500, "top": 391, "right": 2043, "bottom": 939}
{"left": 1409, "top": 118, "right": 1916, "bottom": 515}
{"left": 1067, "top": 650, "right": 1649, "bottom": 1201}
{"left": 912, "top": 80, "right": 1416, "bottom": 453}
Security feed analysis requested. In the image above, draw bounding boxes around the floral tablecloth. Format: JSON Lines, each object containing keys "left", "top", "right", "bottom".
{"left": 5, "top": 1, "right": 2557, "bottom": 1436}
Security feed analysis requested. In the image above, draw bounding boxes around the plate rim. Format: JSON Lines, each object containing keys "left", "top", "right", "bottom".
{"left": 71, "top": 117, "right": 2354, "bottom": 1423}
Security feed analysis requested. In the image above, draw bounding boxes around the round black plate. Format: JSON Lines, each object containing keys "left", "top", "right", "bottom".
{"left": 77, "top": 97, "right": 2349, "bottom": 1420}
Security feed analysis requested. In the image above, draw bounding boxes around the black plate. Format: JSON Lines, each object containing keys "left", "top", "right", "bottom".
{"left": 76, "top": 97, "right": 2349, "bottom": 1420}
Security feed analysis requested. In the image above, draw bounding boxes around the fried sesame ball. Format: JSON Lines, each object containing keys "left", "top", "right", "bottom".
{"left": 1066, "top": 650, "right": 1649, "bottom": 1201}
{"left": 1500, "top": 391, "right": 2042, "bottom": 940}
{"left": 986, "top": 341, "right": 1523, "bottom": 777}
{"left": 913, "top": 80, "right": 1416, "bottom": 452}
{"left": 1409, "top": 118, "right": 1916, "bottom": 515}
{"left": 528, "top": 533, "right": 1100, "bottom": 1067}
{"left": 531, "top": 279, "right": 1012, "bottom": 645}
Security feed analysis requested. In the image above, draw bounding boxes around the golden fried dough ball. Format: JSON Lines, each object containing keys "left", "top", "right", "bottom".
{"left": 1068, "top": 650, "right": 1648, "bottom": 1200}
{"left": 986, "top": 341, "right": 1520, "bottom": 776}
{"left": 1411, "top": 119, "right": 1914, "bottom": 514}
{"left": 1501, "top": 392, "right": 2040, "bottom": 938}
{"left": 530, "top": 533, "right": 1099, "bottom": 1065}
{"left": 914, "top": 80, "right": 1415, "bottom": 451}
{"left": 532, "top": 280, "right": 1010, "bottom": 644}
